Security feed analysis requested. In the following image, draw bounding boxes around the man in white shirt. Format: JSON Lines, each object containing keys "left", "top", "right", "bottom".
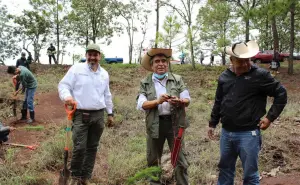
{"left": 58, "top": 44, "right": 113, "bottom": 185}
{"left": 136, "top": 48, "right": 191, "bottom": 185}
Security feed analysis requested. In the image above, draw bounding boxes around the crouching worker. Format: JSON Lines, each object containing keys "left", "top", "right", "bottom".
{"left": 0, "top": 122, "right": 15, "bottom": 143}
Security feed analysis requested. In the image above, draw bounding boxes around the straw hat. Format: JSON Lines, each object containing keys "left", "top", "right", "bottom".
{"left": 223, "top": 40, "right": 259, "bottom": 59}
{"left": 141, "top": 48, "right": 172, "bottom": 71}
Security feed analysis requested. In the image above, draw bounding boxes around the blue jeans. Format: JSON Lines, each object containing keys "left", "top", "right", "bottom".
{"left": 217, "top": 128, "right": 262, "bottom": 185}
{"left": 22, "top": 87, "right": 36, "bottom": 112}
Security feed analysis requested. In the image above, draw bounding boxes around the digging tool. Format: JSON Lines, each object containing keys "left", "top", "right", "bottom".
{"left": 12, "top": 77, "right": 18, "bottom": 121}
{"left": 3, "top": 143, "right": 38, "bottom": 150}
{"left": 171, "top": 103, "right": 187, "bottom": 168}
{"left": 59, "top": 102, "right": 77, "bottom": 185}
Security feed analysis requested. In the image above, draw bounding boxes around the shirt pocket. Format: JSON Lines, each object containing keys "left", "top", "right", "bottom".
{"left": 94, "top": 76, "right": 107, "bottom": 92}
{"left": 75, "top": 73, "right": 90, "bottom": 88}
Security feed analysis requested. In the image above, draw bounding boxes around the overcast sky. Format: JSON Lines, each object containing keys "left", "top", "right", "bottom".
{"left": 2, "top": 0, "right": 207, "bottom": 65}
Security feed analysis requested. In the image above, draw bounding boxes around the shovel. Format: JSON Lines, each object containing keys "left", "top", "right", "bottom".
{"left": 12, "top": 77, "right": 18, "bottom": 121}
{"left": 3, "top": 143, "right": 38, "bottom": 150}
{"left": 58, "top": 102, "right": 77, "bottom": 185}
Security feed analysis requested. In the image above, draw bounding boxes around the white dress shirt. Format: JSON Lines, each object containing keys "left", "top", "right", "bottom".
{"left": 137, "top": 74, "right": 191, "bottom": 115}
{"left": 58, "top": 63, "right": 113, "bottom": 114}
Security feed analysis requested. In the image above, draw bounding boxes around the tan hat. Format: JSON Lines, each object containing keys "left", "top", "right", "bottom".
{"left": 223, "top": 40, "right": 259, "bottom": 59}
{"left": 141, "top": 48, "right": 172, "bottom": 71}
{"left": 86, "top": 44, "right": 101, "bottom": 53}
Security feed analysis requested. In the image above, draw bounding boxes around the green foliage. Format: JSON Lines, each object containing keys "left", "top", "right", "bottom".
{"left": 197, "top": 1, "right": 235, "bottom": 49}
{"left": 99, "top": 52, "right": 106, "bottom": 65}
{"left": 157, "top": 14, "right": 182, "bottom": 49}
{"left": 0, "top": 1, "right": 20, "bottom": 64}
{"left": 68, "top": 0, "right": 119, "bottom": 45}
{"left": 13, "top": 10, "right": 51, "bottom": 63}
{"left": 126, "top": 166, "right": 162, "bottom": 185}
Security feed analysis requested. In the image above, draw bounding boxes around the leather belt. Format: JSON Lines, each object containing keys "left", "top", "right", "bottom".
{"left": 159, "top": 115, "right": 172, "bottom": 120}
{"left": 76, "top": 109, "right": 104, "bottom": 113}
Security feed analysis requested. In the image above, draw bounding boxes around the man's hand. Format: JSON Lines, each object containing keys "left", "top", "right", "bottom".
{"left": 208, "top": 127, "right": 215, "bottom": 140}
{"left": 259, "top": 117, "right": 271, "bottom": 130}
{"left": 64, "top": 96, "right": 75, "bottom": 106}
{"left": 107, "top": 116, "right": 114, "bottom": 127}
{"left": 157, "top": 94, "right": 171, "bottom": 104}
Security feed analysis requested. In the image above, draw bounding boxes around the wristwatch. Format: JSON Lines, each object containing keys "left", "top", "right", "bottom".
{"left": 108, "top": 113, "right": 114, "bottom": 117}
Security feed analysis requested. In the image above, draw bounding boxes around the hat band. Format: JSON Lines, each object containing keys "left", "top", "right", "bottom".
{"left": 147, "top": 52, "right": 171, "bottom": 58}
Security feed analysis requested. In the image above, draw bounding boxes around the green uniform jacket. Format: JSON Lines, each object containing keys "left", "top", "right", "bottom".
{"left": 138, "top": 72, "right": 190, "bottom": 138}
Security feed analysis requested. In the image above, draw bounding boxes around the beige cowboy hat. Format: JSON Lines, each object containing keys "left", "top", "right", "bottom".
{"left": 141, "top": 48, "right": 172, "bottom": 71}
{"left": 223, "top": 40, "right": 259, "bottom": 59}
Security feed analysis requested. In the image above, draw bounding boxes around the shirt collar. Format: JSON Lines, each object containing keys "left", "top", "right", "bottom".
{"left": 85, "top": 62, "right": 101, "bottom": 73}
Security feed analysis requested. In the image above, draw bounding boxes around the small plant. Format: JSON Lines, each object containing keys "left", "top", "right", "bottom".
{"left": 21, "top": 125, "right": 44, "bottom": 131}
{"left": 126, "top": 166, "right": 162, "bottom": 185}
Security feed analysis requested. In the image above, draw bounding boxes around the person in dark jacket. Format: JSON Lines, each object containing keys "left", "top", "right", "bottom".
{"left": 16, "top": 52, "right": 30, "bottom": 69}
{"left": 15, "top": 52, "right": 30, "bottom": 93}
{"left": 208, "top": 40, "right": 287, "bottom": 185}
{"left": 47, "top": 43, "right": 57, "bottom": 64}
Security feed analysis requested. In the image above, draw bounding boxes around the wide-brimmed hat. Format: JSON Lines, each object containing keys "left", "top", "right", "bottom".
{"left": 223, "top": 40, "right": 259, "bottom": 59}
{"left": 141, "top": 48, "right": 172, "bottom": 71}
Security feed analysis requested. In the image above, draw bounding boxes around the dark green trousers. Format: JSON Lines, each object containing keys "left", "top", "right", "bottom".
{"left": 147, "top": 116, "right": 189, "bottom": 185}
{"left": 70, "top": 109, "right": 104, "bottom": 179}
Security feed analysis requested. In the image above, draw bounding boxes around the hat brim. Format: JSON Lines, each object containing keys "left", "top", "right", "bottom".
{"left": 86, "top": 49, "right": 101, "bottom": 53}
{"left": 223, "top": 40, "right": 259, "bottom": 59}
{"left": 141, "top": 48, "right": 172, "bottom": 71}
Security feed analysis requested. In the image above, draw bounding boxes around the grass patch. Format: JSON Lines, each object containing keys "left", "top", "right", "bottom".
{"left": 0, "top": 62, "right": 300, "bottom": 184}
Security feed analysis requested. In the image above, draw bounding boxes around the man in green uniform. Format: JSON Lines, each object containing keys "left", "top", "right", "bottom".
{"left": 7, "top": 66, "right": 38, "bottom": 124}
{"left": 136, "top": 48, "right": 191, "bottom": 185}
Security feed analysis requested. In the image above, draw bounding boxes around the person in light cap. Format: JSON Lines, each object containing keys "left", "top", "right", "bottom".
{"left": 58, "top": 43, "right": 114, "bottom": 185}
{"left": 208, "top": 40, "right": 287, "bottom": 185}
{"left": 136, "top": 48, "right": 191, "bottom": 185}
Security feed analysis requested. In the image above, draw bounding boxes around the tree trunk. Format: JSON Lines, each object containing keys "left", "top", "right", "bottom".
{"left": 56, "top": 0, "right": 59, "bottom": 64}
{"left": 245, "top": 17, "right": 250, "bottom": 41}
{"left": 138, "top": 42, "right": 143, "bottom": 64}
{"left": 265, "top": 11, "right": 269, "bottom": 50}
{"left": 188, "top": 25, "right": 195, "bottom": 69}
{"left": 138, "top": 31, "right": 147, "bottom": 64}
{"left": 129, "top": 19, "right": 134, "bottom": 64}
{"left": 288, "top": 1, "right": 295, "bottom": 75}
{"left": 271, "top": 16, "right": 279, "bottom": 50}
{"left": 222, "top": 52, "right": 226, "bottom": 65}
{"left": 155, "top": 0, "right": 159, "bottom": 48}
